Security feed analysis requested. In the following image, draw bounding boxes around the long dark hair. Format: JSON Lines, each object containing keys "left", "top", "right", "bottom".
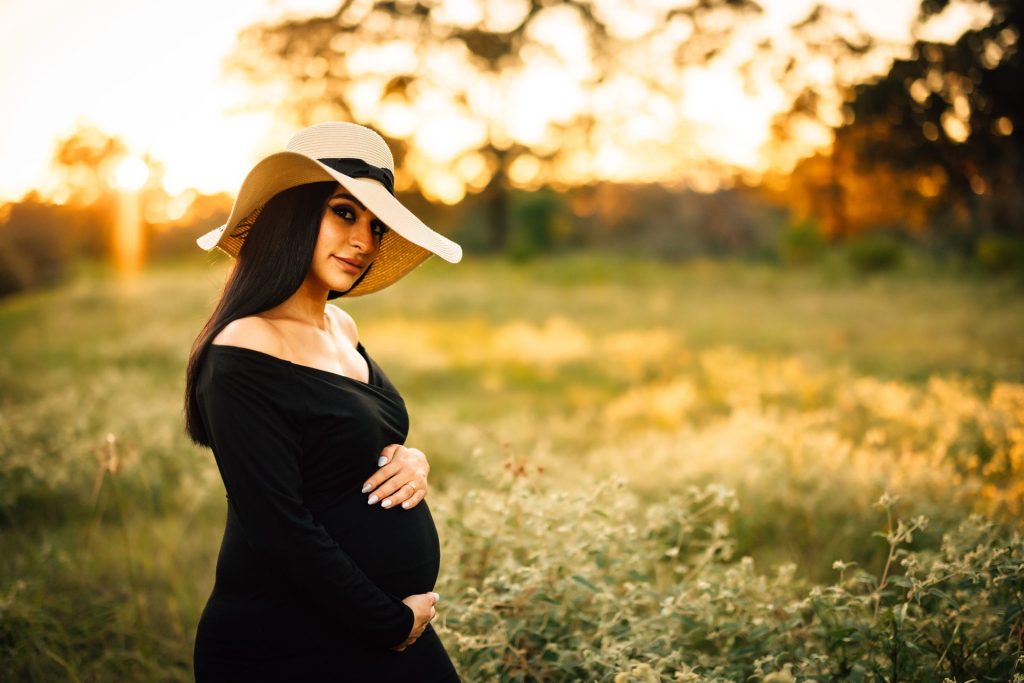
{"left": 184, "top": 180, "right": 368, "bottom": 446}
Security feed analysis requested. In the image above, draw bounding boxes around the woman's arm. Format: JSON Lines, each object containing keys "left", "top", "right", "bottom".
{"left": 197, "top": 357, "right": 415, "bottom": 648}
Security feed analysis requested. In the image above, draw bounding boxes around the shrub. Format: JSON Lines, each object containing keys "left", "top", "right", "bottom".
{"left": 844, "top": 232, "right": 906, "bottom": 273}
{"left": 510, "top": 190, "right": 566, "bottom": 262}
{"left": 438, "top": 472, "right": 1024, "bottom": 682}
{"left": 778, "top": 219, "right": 827, "bottom": 266}
{"left": 975, "top": 234, "right": 1024, "bottom": 273}
{"left": 0, "top": 243, "right": 34, "bottom": 297}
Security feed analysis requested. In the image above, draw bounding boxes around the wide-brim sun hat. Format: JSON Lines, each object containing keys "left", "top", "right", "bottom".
{"left": 196, "top": 121, "right": 462, "bottom": 297}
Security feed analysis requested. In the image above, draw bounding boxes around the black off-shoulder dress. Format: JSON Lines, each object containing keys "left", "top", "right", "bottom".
{"left": 192, "top": 341, "right": 460, "bottom": 682}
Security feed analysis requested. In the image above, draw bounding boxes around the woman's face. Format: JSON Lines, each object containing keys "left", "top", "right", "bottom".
{"left": 307, "top": 183, "right": 389, "bottom": 294}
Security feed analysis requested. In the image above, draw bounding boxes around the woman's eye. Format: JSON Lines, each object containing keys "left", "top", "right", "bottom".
{"left": 332, "top": 204, "right": 387, "bottom": 238}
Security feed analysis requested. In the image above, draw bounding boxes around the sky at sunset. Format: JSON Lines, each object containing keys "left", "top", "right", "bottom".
{"left": 0, "top": 0, "right": 988, "bottom": 204}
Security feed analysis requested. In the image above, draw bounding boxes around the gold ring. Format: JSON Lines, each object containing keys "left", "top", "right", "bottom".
{"left": 406, "top": 481, "right": 417, "bottom": 492}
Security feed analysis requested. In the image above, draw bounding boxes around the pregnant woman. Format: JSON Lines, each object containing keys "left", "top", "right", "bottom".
{"left": 183, "top": 122, "right": 462, "bottom": 681}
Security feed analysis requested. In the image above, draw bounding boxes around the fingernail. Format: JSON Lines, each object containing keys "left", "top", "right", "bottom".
{"left": 401, "top": 500, "right": 411, "bottom": 509}
{"left": 432, "top": 592, "right": 441, "bottom": 602}
{"left": 377, "top": 456, "right": 388, "bottom": 466}
{"left": 361, "top": 483, "right": 372, "bottom": 493}
{"left": 381, "top": 498, "right": 392, "bottom": 508}
{"left": 368, "top": 494, "right": 379, "bottom": 505}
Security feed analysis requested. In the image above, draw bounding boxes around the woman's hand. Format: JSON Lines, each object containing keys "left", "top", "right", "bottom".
{"left": 392, "top": 591, "right": 439, "bottom": 651}
{"left": 362, "top": 444, "right": 430, "bottom": 510}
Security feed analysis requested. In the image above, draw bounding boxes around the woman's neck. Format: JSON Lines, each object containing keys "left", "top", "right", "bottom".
{"left": 265, "top": 278, "right": 330, "bottom": 330}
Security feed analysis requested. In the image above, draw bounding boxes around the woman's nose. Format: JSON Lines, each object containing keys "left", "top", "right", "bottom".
{"left": 349, "top": 217, "right": 377, "bottom": 253}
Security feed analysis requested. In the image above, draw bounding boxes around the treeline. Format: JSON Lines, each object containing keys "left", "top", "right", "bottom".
{"left": 0, "top": 191, "right": 228, "bottom": 297}
{"left": 1, "top": 175, "right": 1020, "bottom": 300}
{"left": 437, "top": 182, "right": 1015, "bottom": 274}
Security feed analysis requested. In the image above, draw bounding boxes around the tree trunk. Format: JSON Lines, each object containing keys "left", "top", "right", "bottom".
{"left": 484, "top": 168, "right": 510, "bottom": 251}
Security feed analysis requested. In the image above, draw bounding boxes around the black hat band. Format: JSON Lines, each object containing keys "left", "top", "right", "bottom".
{"left": 318, "top": 157, "right": 395, "bottom": 195}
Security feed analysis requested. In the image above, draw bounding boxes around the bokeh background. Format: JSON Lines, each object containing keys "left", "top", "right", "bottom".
{"left": 1, "top": 0, "right": 1022, "bottom": 681}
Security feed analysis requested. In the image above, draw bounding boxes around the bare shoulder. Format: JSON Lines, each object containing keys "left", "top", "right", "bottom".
{"left": 211, "top": 316, "right": 287, "bottom": 357}
{"left": 325, "top": 304, "right": 360, "bottom": 347}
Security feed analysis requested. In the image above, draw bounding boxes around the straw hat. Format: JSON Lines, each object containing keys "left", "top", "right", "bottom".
{"left": 196, "top": 122, "right": 462, "bottom": 297}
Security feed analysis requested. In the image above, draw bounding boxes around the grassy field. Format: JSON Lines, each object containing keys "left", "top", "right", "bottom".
{"left": 1, "top": 253, "right": 1021, "bottom": 681}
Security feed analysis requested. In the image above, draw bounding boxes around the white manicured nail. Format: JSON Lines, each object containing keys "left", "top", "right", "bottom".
{"left": 377, "top": 456, "right": 388, "bottom": 466}
{"left": 401, "top": 500, "right": 411, "bottom": 509}
{"left": 381, "top": 498, "right": 393, "bottom": 508}
{"left": 361, "top": 483, "right": 372, "bottom": 493}
{"left": 368, "top": 494, "right": 379, "bottom": 505}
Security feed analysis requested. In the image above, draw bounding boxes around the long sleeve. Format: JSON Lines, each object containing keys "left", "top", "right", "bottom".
{"left": 195, "top": 355, "right": 415, "bottom": 648}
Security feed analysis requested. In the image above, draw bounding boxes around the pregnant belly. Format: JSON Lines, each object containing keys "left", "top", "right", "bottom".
{"left": 307, "top": 487, "right": 441, "bottom": 597}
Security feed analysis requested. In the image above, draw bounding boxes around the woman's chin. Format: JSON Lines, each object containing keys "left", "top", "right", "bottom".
{"left": 320, "top": 269, "right": 360, "bottom": 289}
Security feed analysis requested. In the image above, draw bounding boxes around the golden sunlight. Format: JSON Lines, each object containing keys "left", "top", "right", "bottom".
{"left": 114, "top": 157, "right": 149, "bottom": 191}
{"left": 0, "top": 0, "right": 994, "bottom": 204}
{"left": 114, "top": 188, "right": 144, "bottom": 277}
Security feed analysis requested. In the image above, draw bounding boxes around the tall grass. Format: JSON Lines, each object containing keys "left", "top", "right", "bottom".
{"left": 0, "top": 254, "right": 1021, "bottom": 681}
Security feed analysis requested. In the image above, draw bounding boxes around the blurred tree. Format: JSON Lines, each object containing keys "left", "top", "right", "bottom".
{"left": 0, "top": 194, "right": 103, "bottom": 296}
{"left": 226, "top": 0, "right": 761, "bottom": 251}
{"left": 769, "top": 1, "right": 1022, "bottom": 249}
{"left": 50, "top": 124, "right": 130, "bottom": 206}
{"left": 842, "top": 0, "right": 1021, "bottom": 246}
{"left": 758, "top": 4, "right": 877, "bottom": 240}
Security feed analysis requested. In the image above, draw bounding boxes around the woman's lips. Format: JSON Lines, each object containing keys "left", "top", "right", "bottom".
{"left": 333, "top": 256, "right": 362, "bottom": 274}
